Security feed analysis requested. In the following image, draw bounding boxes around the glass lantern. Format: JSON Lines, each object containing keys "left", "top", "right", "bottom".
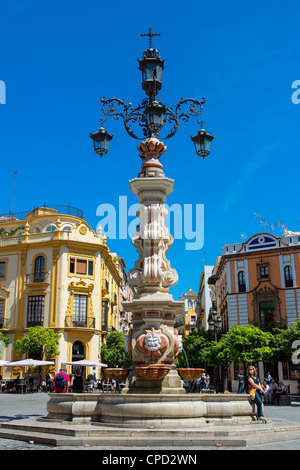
{"left": 191, "top": 125, "right": 214, "bottom": 159}
{"left": 89, "top": 127, "right": 113, "bottom": 157}
{"left": 145, "top": 100, "right": 166, "bottom": 136}
{"left": 138, "top": 48, "right": 165, "bottom": 98}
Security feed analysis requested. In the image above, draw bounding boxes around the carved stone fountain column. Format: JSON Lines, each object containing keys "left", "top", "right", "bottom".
{"left": 122, "top": 137, "right": 184, "bottom": 394}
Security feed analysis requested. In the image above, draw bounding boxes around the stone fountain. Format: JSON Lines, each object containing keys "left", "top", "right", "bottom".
{"left": 46, "top": 34, "right": 255, "bottom": 428}
{"left": 46, "top": 136, "right": 255, "bottom": 427}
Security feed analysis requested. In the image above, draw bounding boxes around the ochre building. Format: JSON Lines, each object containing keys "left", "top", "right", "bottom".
{"left": 0, "top": 206, "right": 122, "bottom": 378}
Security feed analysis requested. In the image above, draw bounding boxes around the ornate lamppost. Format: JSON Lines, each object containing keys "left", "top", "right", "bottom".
{"left": 90, "top": 28, "right": 214, "bottom": 161}
{"left": 90, "top": 29, "right": 214, "bottom": 394}
{"left": 208, "top": 308, "right": 223, "bottom": 392}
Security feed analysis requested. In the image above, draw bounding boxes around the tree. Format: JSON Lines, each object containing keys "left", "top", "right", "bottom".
{"left": 14, "top": 326, "right": 60, "bottom": 360}
{"left": 209, "top": 324, "right": 273, "bottom": 391}
{"left": 101, "top": 331, "right": 132, "bottom": 368}
{"left": 175, "top": 330, "right": 215, "bottom": 368}
{"left": 272, "top": 320, "right": 300, "bottom": 365}
{"left": 0, "top": 332, "right": 12, "bottom": 358}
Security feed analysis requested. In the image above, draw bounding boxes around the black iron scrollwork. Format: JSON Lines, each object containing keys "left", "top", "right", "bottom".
{"left": 99, "top": 96, "right": 206, "bottom": 141}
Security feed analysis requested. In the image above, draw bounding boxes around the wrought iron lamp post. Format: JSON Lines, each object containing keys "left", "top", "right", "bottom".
{"left": 90, "top": 29, "right": 215, "bottom": 395}
{"left": 208, "top": 308, "right": 223, "bottom": 393}
{"left": 90, "top": 28, "right": 214, "bottom": 158}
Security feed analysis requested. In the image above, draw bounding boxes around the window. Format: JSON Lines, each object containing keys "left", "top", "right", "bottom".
{"left": 34, "top": 255, "right": 45, "bottom": 282}
{"left": 0, "top": 262, "right": 6, "bottom": 278}
{"left": 259, "top": 301, "right": 275, "bottom": 327}
{"left": 45, "top": 225, "right": 56, "bottom": 232}
{"left": 260, "top": 266, "right": 269, "bottom": 279}
{"left": 72, "top": 341, "right": 84, "bottom": 361}
{"left": 76, "top": 259, "right": 87, "bottom": 275}
{"left": 88, "top": 260, "right": 94, "bottom": 276}
{"left": 68, "top": 255, "right": 94, "bottom": 278}
{"left": 27, "top": 295, "right": 45, "bottom": 327}
{"left": 0, "top": 299, "right": 5, "bottom": 328}
{"left": 73, "top": 294, "right": 87, "bottom": 327}
{"left": 188, "top": 300, "right": 193, "bottom": 308}
{"left": 284, "top": 266, "right": 293, "bottom": 288}
{"left": 238, "top": 271, "right": 246, "bottom": 292}
{"left": 101, "top": 301, "right": 109, "bottom": 330}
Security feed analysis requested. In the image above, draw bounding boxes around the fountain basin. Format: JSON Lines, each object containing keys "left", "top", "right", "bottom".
{"left": 103, "top": 368, "right": 130, "bottom": 381}
{"left": 177, "top": 368, "right": 205, "bottom": 381}
{"left": 45, "top": 393, "right": 255, "bottom": 427}
{"left": 135, "top": 366, "right": 171, "bottom": 381}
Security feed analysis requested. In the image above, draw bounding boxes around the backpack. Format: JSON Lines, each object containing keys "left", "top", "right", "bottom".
{"left": 55, "top": 372, "right": 66, "bottom": 389}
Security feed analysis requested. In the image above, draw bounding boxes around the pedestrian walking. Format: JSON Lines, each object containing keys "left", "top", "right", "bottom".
{"left": 71, "top": 369, "right": 85, "bottom": 393}
{"left": 45, "top": 371, "right": 52, "bottom": 392}
{"left": 54, "top": 367, "right": 70, "bottom": 393}
{"left": 238, "top": 372, "right": 245, "bottom": 393}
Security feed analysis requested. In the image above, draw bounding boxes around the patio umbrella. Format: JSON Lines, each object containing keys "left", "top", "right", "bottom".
{"left": 61, "top": 359, "right": 107, "bottom": 367}
{"left": 6, "top": 359, "right": 55, "bottom": 367}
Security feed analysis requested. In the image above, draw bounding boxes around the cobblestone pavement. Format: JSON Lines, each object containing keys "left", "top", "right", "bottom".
{"left": 1, "top": 393, "right": 300, "bottom": 451}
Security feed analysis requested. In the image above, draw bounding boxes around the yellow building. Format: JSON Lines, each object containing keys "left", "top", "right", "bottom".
{"left": 0, "top": 205, "right": 121, "bottom": 378}
{"left": 174, "top": 287, "right": 198, "bottom": 338}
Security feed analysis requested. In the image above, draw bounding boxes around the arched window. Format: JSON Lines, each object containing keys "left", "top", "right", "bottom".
{"left": 72, "top": 341, "right": 85, "bottom": 361}
{"left": 284, "top": 266, "right": 293, "bottom": 288}
{"left": 188, "top": 300, "right": 193, "bottom": 308}
{"left": 34, "top": 255, "right": 45, "bottom": 282}
{"left": 45, "top": 225, "right": 56, "bottom": 232}
{"left": 238, "top": 271, "right": 246, "bottom": 292}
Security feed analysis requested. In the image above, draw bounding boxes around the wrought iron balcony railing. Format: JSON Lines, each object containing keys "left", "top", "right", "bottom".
{"left": 65, "top": 316, "right": 95, "bottom": 328}
{"left": 26, "top": 272, "right": 49, "bottom": 284}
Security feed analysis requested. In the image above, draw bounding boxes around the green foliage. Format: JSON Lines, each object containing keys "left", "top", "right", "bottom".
{"left": 211, "top": 325, "right": 273, "bottom": 367}
{"left": 175, "top": 330, "right": 215, "bottom": 368}
{"left": 101, "top": 331, "right": 132, "bottom": 368}
{"left": 14, "top": 326, "right": 60, "bottom": 360}
{"left": 0, "top": 225, "right": 24, "bottom": 238}
{"left": 271, "top": 319, "right": 300, "bottom": 364}
{"left": 0, "top": 332, "right": 12, "bottom": 348}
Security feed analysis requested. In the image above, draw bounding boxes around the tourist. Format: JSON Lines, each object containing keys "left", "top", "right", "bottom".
{"left": 238, "top": 372, "right": 245, "bottom": 393}
{"left": 54, "top": 367, "right": 70, "bottom": 393}
{"left": 205, "top": 374, "right": 210, "bottom": 389}
{"left": 274, "top": 381, "right": 287, "bottom": 405}
{"left": 268, "top": 379, "right": 278, "bottom": 403}
{"left": 71, "top": 369, "right": 85, "bottom": 393}
{"left": 111, "top": 379, "right": 116, "bottom": 393}
{"left": 266, "top": 371, "right": 273, "bottom": 385}
{"left": 45, "top": 371, "right": 52, "bottom": 392}
{"left": 247, "top": 365, "right": 266, "bottom": 422}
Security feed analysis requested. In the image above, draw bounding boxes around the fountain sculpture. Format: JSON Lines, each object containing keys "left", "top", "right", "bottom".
{"left": 46, "top": 30, "right": 255, "bottom": 427}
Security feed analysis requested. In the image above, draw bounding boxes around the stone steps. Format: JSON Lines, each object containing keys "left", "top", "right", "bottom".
{"left": 1, "top": 419, "right": 300, "bottom": 447}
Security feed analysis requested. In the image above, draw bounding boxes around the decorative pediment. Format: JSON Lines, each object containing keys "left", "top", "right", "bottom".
{"left": 68, "top": 279, "right": 94, "bottom": 294}
{"left": 246, "top": 234, "right": 279, "bottom": 252}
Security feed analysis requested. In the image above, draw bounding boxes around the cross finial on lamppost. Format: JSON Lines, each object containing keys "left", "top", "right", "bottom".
{"left": 141, "top": 27, "right": 160, "bottom": 49}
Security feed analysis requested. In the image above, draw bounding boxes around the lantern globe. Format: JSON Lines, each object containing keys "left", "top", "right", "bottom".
{"left": 191, "top": 127, "right": 214, "bottom": 158}
{"left": 138, "top": 48, "right": 165, "bottom": 98}
{"left": 90, "top": 127, "right": 113, "bottom": 157}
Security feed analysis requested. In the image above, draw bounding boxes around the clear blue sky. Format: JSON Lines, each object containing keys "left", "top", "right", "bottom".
{"left": 1, "top": 0, "right": 300, "bottom": 300}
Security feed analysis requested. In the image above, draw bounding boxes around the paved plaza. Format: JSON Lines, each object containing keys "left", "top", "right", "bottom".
{"left": 0, "top": 392, "right": 300, "bottom": 451}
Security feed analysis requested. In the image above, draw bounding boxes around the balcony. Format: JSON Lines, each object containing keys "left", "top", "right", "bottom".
{"left": 0, "top": 205, "right": 83, "bottom": 223}
{"left": 0, "top": 236, "right": 22, "bottom": 247}
{"left": 26, "top": 272, "right": 49, "bottom": 284}
{"left": 65, "top": 316, "right": 95, "bottom": 328}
